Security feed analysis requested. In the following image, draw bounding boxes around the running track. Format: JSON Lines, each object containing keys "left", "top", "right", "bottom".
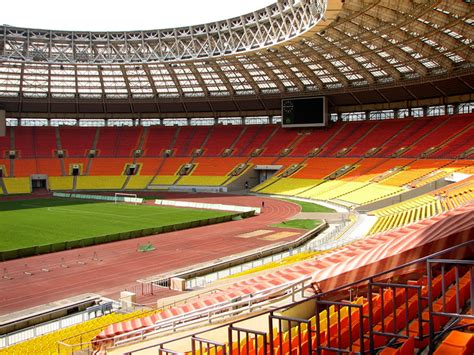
{"left": 0, "top": 194, "right": 301, "bottom": 315}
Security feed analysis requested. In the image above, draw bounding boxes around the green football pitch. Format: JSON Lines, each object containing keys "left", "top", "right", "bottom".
{"left": 0, "top": 198, "right": 233, "bottom": 252}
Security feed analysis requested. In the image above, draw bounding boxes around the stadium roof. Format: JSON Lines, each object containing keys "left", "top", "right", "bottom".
{"left": 0, "top": 0, "right": 472, "bottom": 118}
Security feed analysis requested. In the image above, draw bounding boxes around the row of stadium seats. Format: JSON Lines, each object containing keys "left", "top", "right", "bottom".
{"left": 367, "top": 177, "right": 474, "bottom": 235}
{"left": 0, "top": 309, "right": 157, "bottom": 355}
{"left": 1, "top": 114, "right": 472, "bottom": 159}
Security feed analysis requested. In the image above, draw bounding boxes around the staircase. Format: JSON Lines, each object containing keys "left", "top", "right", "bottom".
{"left": 55, "top": 127, "right": 66, "bottom": 176}
{"left": 85, "top": 127, "right": 101, "bottom": 175}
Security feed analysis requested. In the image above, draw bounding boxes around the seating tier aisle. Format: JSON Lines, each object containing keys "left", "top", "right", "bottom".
{"left": 203, "top": 126, "right": 243, "bottom": 156}
{"left": 142, "top": 126, "right": 176, "bottom": 157}
{"left": 60, "top": 127, "right": 96, "bottom": 157}
{"left": 3, "top": 177, "right": 31, "bottom": 194}
{"left": 0, "top": 159, "right": 9, "bottom": 177}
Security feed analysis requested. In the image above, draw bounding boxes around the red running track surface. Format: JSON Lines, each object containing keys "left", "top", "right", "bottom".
{"left": 0, "top": 194, "right": 301, "bottom": 315}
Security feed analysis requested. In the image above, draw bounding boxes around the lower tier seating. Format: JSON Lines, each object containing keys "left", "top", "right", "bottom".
{"left": 3, "top": 177, "right": 31, "bottom": 194}
{"left": 124, "top": 176, "right": 153, "bottom": 190}
{"left": 150, "top": 175, "right": 179, "bottom": 185}
{"left": 48, "top": 176, "right": 74, "bottom": 191}
{"left": 177, "top": 175, "right": 228, "bottom": 186}
{"left": 256, "top": 178, "right": 324, "bottom": 195}
{"left": 75, "top": 176, "right": 126, "bottom": 190}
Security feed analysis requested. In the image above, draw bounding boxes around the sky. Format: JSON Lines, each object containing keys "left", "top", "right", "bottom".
{"left": 0, "top": 0, "right": 277, "bottom": 32}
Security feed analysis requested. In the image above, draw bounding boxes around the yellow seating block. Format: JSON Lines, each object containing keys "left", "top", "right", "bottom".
{"left": 298, "top": 180, "right": 345, "bottom": 200}
{"left": 48, "top": 176, "right": 73, "bottom": 191}
{"left": 3, "top": 178, "right": 31, "bottom": 194}
{"left": 260, "top": 178, "right": 323, "bottom": 195}
{"left": 338, "top": 183, "right": 403, "bottom": 205}
{"left": 151, "top": 175, "right": 178, "bottom": 185}
{"left": 177, "top": 175, "right": 228, "bottom": 186}
{"left": 76, "top": 176, "right": 126, "bottom": 190}
{"left": 1, "top": 309, "right": 156, "bottom": 355}
{"left": 125, "top": 176, "right": 152, "bottom": 190}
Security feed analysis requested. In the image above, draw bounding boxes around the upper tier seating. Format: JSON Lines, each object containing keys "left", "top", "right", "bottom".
{"left": 290, "top": 125, "right": 341, "bottom": 156}
{"left": 321, "top": 121, "right": 374, "bottom": 156}
{"left": 14, "top": 127, "right": 36, "bottom": 158}
{"left": 377, "top": 118, "right": 444, "bottom": 157}
{"left": 0, "top": 128, "right": 11, "bottom": 157}
{"left": 142, "top": 126, "right": 176, "bottom": 157}
{"left": 32, "top": 127, "right": 57, "bottom": 157}
{"left": 431, "top": 125, "right": 474, "bottom": 158}
{"left": 262, "top": 127, "right": 299, "bottom": 156}
{"left": 233, "top": 125, "right": 277, "bottom": 156}
{"left": 404, "top": 115, "right": 473, "bottom": 157}
{"left": 95, "top": 127, "right": 141, "bottom": 157}
{"left": 203, "top": 126, "right": 243, "bottom": 156}
{"left": 350, "top": 120, "right": 409, "bottom": 157}
{"left": 59, "top": 127, "right": 96, "bottom": 157}
{"left": 174, "top": 126, "right": 209, "bottom": 156}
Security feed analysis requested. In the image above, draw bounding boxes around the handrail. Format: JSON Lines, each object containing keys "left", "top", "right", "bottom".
{"left": 123, "top": 239, "right": 474, "bottom": 354}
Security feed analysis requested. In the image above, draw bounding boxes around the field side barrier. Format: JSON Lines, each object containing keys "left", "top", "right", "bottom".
{"left": 53, "top": 192, "right": 144, "bottom": 204}
{"left": 154, "top": 199, "right": 261, "bottom": 214}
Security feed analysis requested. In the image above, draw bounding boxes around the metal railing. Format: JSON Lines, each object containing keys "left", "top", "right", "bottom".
{"left": 122, "top": 239, "right": 473, "bottom": 354}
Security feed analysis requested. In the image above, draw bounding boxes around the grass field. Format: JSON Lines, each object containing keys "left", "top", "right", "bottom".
{"left": 0, "top": 198, "right": 233, "bottom": 251}
{"left": 278, "top": 198, "right": 336, "bottom": 213}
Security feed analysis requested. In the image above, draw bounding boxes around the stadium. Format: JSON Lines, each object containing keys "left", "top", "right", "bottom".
{"left": 0, "top": 0, "right": 473, "bottom": 353}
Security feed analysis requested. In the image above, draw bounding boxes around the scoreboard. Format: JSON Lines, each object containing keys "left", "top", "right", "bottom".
{"left": 282, "top": 96, "right": 328, "bottom": 128}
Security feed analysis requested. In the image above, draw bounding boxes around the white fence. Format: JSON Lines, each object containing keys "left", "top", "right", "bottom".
{"left": 154, "top": 199, "right": 261, "bottom": 214}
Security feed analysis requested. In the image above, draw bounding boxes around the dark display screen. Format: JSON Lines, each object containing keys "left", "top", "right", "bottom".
{"left": 282, "top": 97, "right": 327, "bottom": 127}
